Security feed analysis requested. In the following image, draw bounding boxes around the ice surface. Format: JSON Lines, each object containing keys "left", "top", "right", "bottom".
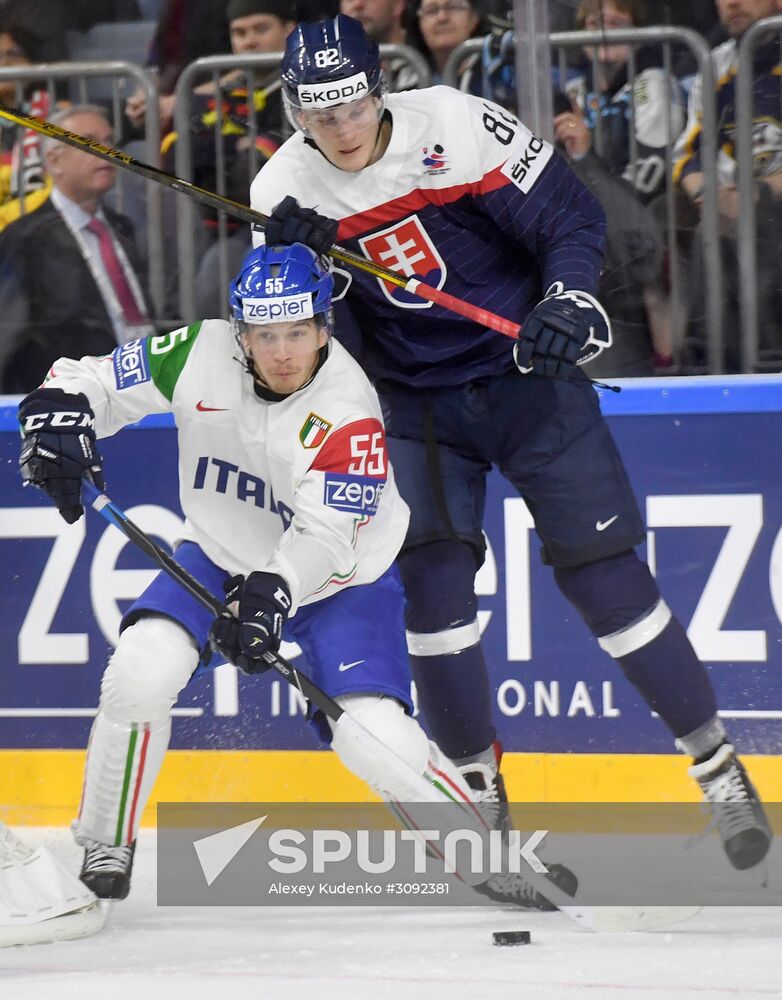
{"left": 0, "top": 829, "right": 780, "bottom": 1000}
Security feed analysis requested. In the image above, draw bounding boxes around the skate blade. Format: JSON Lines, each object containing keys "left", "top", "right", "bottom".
{"left": 564, "top": 905, "right": 702, "bottom": 933}
{"left": 748, "top": 858, "right": 771, "bottom": 889}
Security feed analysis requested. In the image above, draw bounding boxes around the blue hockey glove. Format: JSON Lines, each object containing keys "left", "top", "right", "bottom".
{"left": 514, "top": 283, "right": 612, "bottom": 378}
{"left": 208, "top": 572, "right": 292, "bottom": 674}
{"left": 264, "top": 196, "right": 339, "bottom": 256}
{"left": 18, "top": 388, "right": 104, "bottom": 524}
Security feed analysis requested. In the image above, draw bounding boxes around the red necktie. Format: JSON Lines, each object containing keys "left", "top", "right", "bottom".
{"left": 86, "top": 217, "right": 146, "bottom": 325}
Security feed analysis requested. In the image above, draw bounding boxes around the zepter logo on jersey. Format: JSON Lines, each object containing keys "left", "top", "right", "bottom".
{"left": 113, "top": 338, "right": 150, "bottom": 390}
{"left": 298, "top": 70, "right": 369, "bottom": 107}
{"left": 242, "top": 293, "right": 314, "bottom": 323}
{"left": 359, "top": 215, "right": 446, "bottom": 309}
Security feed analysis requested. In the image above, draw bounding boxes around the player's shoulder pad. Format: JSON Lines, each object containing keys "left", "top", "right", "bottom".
{"left": 440, "top": 90, "right": 553, "bottom": 189}
{"left": 249, "top": 132, "right": 309, "bottom": 214}
{"left": 297, "top": 342, "right": 386, "bottom": 466}
{"left": 308, "top": 414, "right": 388, "bottom": 480}
{"left": 390, "top": 84, "right": 468, "bottom": 114}
{"left": 303, "top": 411, "right": 388, "bottom": 519}
{"left": 298, "top": 342, "right": 371, "bottom": 418}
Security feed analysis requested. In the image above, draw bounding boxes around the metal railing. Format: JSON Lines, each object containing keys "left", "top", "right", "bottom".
{"left": 736, "top": 14, "right": 782, "bottom": 372}
{"left": 9, "top": 35, "right": 772, "bottom": 374}
{"left": 173, "top": 44, "right": 431, "bottom": 319}
{"left": 444, "top": 27, "right": 723, "bottom": 372}
{"left": 173, "top": 51, "right": 287, "bottom": 321}
{"left": 378, "top": 41, "right": 432, "bottom": 89}
{"left": 0, "top": 61, "right": 164, "bottom": 316}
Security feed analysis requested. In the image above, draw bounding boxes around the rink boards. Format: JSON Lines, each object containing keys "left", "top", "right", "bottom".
{"left": 1, "top": 375, "right": 781, "bottom": 818}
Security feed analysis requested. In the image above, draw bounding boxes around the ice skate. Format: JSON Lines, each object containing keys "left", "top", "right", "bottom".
{"left": 459, "top": 745, "right": 578, "bottom": 910}
{"left": 458, "top": 743, "right": 511, "bottom": 836}
{"left": 690, "top": 744, "right": 772, "bottom": 871}
{"left": 80, "top": 841, "right": 136, "bottom": 900}
{"left": 476, "top": 864, "right": 579, "bottom": 910}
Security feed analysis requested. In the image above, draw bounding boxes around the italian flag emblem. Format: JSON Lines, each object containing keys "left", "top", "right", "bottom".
{"left": 299, "top": 412, "right": 332, "bottom": 448}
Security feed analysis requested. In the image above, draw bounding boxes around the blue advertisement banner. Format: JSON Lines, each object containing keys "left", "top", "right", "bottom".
{"left": 1, "top": 377, "right": 781, "bottom": 755}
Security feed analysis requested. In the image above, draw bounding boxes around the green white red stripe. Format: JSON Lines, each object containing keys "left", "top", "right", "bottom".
{"left": 311, "top": 564, "right": 358, "bottom": 596}
{"left": 115, "top": 722, "right": 151, "bottom": 845}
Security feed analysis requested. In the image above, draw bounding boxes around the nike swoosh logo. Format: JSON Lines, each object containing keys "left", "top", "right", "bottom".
{"left": 338, "top": 659, "right": 365, "bottom": 672}
{"left": 196, "top": 400, "right": 228, "bottom": 412}
{"left": 596, "top": 515, "right": 619, "bottom": 532}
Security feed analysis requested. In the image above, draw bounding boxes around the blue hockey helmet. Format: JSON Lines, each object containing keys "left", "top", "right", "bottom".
{"left": 229, "top": 243, "right": 334, "bottom": 334}
{"left": 281, "top": 14, "right": 386, "bottom": 132}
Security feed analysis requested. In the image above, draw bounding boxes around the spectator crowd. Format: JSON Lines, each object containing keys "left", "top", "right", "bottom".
{"left": 0, "top": 0, "right": 781, "bottom": 389}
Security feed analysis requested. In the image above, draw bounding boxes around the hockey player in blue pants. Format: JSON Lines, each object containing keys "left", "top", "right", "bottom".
{"left": 249, "top": 13, "right": 772, "bottom": 894}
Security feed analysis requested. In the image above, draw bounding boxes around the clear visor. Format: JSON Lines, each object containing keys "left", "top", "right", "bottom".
{"left": 283, "top": 74, "right": 387, "bottom": 138}
{"left": 232, "top": 312, "right": 333, "bottom": 360}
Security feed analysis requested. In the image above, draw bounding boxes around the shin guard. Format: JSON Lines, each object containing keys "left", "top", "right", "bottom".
{"left": 555, "top": 551, "right": 719, "bottom": 738}
{"left": 74, "top": 617, "right": 199, "bottom": 846}
{"left": 399, "top": 542, "right": 496, "bottom": 758}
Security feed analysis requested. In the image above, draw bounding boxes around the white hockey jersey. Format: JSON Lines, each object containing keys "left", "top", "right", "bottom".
{"left": 249, "top": 86, "right": 606, "bottom": 387}
{"left": 43, "top": 321, "right": 409, "bottom": 613}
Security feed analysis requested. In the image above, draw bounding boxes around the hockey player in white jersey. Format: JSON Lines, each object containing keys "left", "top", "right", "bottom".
{"left": 17, "top": 243, "right": 482, "bottom": 900}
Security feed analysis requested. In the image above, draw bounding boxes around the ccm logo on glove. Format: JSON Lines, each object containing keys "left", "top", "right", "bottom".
{"left": 18, "top": 388, "right": 105, "bottom": 525}
{"left": 22, "top": 410, "right": 95, "bottom": 432}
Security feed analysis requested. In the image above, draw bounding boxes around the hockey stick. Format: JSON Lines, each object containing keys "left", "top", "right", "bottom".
{"left": 79, "top": 483, "right": 526, "bottom": 892}
{"left": 0, "top": 102, "right": 520, "bottom": 339}
{"left": 79, "top": 482, "right": 701, "bottom": 931}
{"left": 79, "top": 482, "right": 512, "bottom": 878}
{"left": 79, "top": 479, "right": 480, "bottom": 807}
{"left": 82, "top": 481, "right": 340, "bottom": 715}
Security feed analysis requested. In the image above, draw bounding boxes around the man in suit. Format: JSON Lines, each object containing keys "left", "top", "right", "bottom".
{"left": 0, "top": 104, "right": 151, "bottom": 392}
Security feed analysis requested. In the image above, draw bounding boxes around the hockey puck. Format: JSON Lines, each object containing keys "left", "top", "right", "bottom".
{"left": 492, "top": 930, "right": 531, "bottom": 946}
